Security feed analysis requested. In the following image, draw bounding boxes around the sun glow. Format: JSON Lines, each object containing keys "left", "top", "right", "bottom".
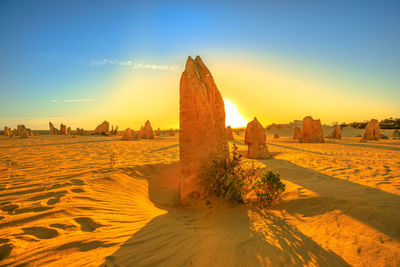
{"left": 224, "top": 99, "right": 248, "bottom": 128}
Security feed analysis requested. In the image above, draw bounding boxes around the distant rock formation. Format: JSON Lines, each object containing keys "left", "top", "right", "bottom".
{"left": 138, "top": 126, "right": 144, "bottom": 139}
{"left": 76, "top": 128, "right": 84, "bottom": 135}
{"left": 26, "top": 128, "right": 33, "bottom": 136}
{"left": 4, "top": 127, "right": 12, "bottom": 137}
{"left": 274, "top": 134, "right": 279, "bottom": 139}
{"left": 155, "top": 128, "right": 160, "bottom": 137}
{"left": 110, "top": 125, "right": 119, "bottom": 136}
{"left": 17, "top": 125, "right": 28, "bottom": 138}
{"left": 179, "top": 56, "right": 229, "bottom": 205}
{"left": 60, "top": 124, "right": 67, "bottom": 135}
{"left": 67, "top": 127, "right": 72, "bottom": 135}
{"left": 293, "top": 126, "right": 302, "bottom": 139}
{"left": 244, "top": 117, "right": 271, "bottom": 159}
{"left": 169, "top": 129, "right": 175, "bottom": 136}
{"left": 11, "top": 129, "right": 16, "bottom": 138}
{"left": 226, "top": 126, "right": 234, "bottom": 140}
{"left": 393, "top": 130, "right": 400, "bottom": 139}
{"left": 327, "top": 125, "right": 342, "bottom": 139}
{"left": 300, "top": 116, "right": 324, "bottom": 143}
{"left": 142, "top": 120, "right": 154, "bottom": 139}
{"left": 363, "top": 119, "right": 380, "bottom": 140}
{"left": 93, "top": 121, "right": 110, "bottom": 135}
{"left": 121, "top": 128, "right": 135, "bottom": 141}
{"left": 49, "top": 122, "right": 60, "bottom": 135}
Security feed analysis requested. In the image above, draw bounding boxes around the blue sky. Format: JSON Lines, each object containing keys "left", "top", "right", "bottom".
{"left": 0, "top": 0, "right": 399, "bottom": 129}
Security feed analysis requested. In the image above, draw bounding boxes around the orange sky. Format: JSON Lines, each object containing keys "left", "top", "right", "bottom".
{"left": 80, "top": 53, "right": 399, "bottom": 130}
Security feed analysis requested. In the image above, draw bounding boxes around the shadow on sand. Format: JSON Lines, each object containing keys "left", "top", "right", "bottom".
{"left": 258, "top": 158, "right": 400, "bottom": 242}
{"left": 266, "top": 142, "right": 334, "bottom": 156}
{"left": 327, "top": 141, "right": 400, "bottom": 151}
{"left": 101, "top": 163, "right": 349, "bottom": 266}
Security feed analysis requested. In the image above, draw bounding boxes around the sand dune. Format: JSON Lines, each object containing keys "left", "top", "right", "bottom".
{"left": 1, "top": 135, "right": 399, "bottom": 266}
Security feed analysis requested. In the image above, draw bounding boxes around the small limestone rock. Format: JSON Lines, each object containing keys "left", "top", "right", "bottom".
{"left": 293, "top": 126, "right": 302, "bottom": 139}
{"left": 363, "top": 119, "right": 380, "bottom": 140}
{"left": 226, "top": 126, "right": 234, "bottom": 140}
{"left": 76, "top": 128, "right": 85, "bottom": 135}
{"left": 49, "top": 122, "right": 60, "bottom": 135}
{"left": 3, "top": 127, "right": 12, "bottom": 137}
{"left": 93, "top": 121, "right": 110, "bottom": 135}
{"left": 328, "top": 125, "right": 342, "bottom": 139}
{"left": 121, "top": 128, "right": 135, "bottom": 141}
{"left": 244, "top": 117, "right": 271, "bottom": 159}
{"left": 142, "top": 120, "right": 154, "bottom": 139}
{"left": 60, "top": 124, "right": 67, "bottom": 135}
{"left": 17, "top": 125, "right": 28, "bottom": 138}
{"left": 138, "top": 126, "right": 144, "bottom": 139}
{"left": 274, "top": 134, "right": 279, "bottom": 139}
{"left": 301, "top": 116, "right": 324, "bottom": 143}
{"left": 110, "top": 125, "right": 119, "bottom": 136}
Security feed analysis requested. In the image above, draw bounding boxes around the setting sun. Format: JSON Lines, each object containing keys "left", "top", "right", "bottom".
{"left": 223, "top": 99, "right": 247, "bottom": 128}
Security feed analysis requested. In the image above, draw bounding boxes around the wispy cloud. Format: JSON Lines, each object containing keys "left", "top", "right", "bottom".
{"left": 89, "top": 59, "right": 179, "bottom": 70}
{"left": 132, "top": 63, "right": 177, "bottom": 70}
{"left": 90, "top": 59, "right": 118, "bottom": 66}
{"left": 51, "top": 99, "right": 95, "bottom": 103}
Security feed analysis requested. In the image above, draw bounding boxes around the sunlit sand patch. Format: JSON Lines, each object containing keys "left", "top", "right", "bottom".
{"left": 0, "top": 136, "right": 172, "bottom": 266}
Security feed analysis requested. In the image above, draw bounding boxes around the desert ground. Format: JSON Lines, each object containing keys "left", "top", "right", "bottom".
{"left": 0, "top": 130, "right": 399, "bottom": 266}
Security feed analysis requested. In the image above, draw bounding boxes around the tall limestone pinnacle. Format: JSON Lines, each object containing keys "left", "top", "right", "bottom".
{"left": 179, "top": 56, "right": 229, "bottom": 205}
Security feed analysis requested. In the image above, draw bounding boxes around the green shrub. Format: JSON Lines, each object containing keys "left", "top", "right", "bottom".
{"left": 251, "top": 170, "right": 286, "bottom": 205}
{"left": 200, "top": 144, "right": 285, "bottom": 205}
{"left": 200, "top": 144, "right": 246, "bottom": 203}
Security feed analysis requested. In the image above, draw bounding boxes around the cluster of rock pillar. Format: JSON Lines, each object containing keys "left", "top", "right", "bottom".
{"left": 3, "top": 125, "right": 36, "bottom": 138}
{"left": 121, "top": 120, "right": 155, "bottom": 141}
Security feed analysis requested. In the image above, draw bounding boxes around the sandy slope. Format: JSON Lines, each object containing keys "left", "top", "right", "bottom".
{"left": 0, "top": 134, "right": 399, "bottom": 266}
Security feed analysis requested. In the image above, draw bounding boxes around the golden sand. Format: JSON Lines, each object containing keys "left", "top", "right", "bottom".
{"left": 0, "top": 134, "right": 399, "bottom": 266}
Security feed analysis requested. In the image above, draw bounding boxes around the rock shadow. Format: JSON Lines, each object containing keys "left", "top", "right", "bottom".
{"left": 258, "top": 158, "right": 400, "bottom": 241}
